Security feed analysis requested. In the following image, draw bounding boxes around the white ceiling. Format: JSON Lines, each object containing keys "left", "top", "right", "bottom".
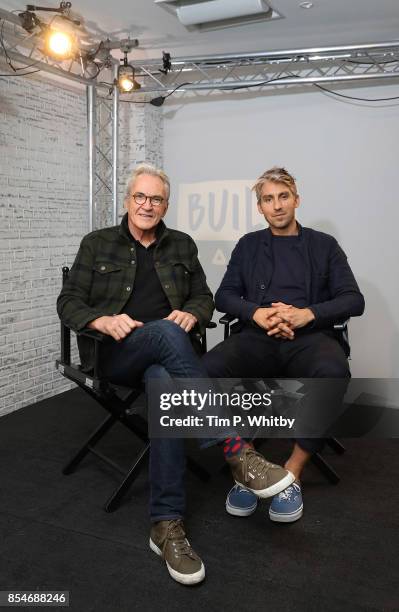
{"left": 2, "top": 0, "right": 399, "bottom": 60}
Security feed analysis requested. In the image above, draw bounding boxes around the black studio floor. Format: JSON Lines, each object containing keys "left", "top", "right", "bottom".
{"left": 0, "top": 387, "right": 398, "bottom": 612}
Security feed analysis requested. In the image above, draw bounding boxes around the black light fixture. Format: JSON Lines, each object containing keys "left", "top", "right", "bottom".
{"left": 150, "top": 81, "right": 192, "bottom": 106}
{"left": 117, "top": 52, "right": 141, "bottom": 93}
{"left": 159, "top": 51, "right": 171, "bottom": 75}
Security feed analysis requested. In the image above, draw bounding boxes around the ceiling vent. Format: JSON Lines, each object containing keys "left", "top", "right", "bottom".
{"left": 155, "top": 0, "right": 281, "bottom": 30}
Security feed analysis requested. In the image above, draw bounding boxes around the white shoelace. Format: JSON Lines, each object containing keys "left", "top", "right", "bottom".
{"left": 278, "top": 481, "right": 301, "bottom": 501}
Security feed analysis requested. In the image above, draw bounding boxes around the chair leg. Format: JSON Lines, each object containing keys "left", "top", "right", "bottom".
{"left": 62, "top": 414, "right": 117, "bottom": 475}
{"left": 104, "top": 443, "right": 151, "bottom": 513}
{"left": 311, "top": 452, "right": 340, "bottom": 484}
{"left": 326, "top": 438, "right": 346, "bottom": 454}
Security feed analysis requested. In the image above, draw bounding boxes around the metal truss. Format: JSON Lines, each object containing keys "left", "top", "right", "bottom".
{"left": 87, "top": 71, "right": 119, "bottom": 231}
{"left": 2, "top": 3, "right": 399, "bottom": 228}
{"left": 131, "top": 41, "right": 399, "bottom": 95}
{"left": 1, "top": 6, "right": 398, "bottom": 94}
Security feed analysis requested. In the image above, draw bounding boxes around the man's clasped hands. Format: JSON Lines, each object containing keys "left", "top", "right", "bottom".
{"left": 252, "top": 302, "right": 316, "bottom": 340}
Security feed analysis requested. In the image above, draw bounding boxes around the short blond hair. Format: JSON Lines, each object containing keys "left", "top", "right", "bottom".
{"left": 125, "top": 163, "right": 170, "bottom": 200}
{"left": 252, "top": 167, "right": 298, "bottom": 202}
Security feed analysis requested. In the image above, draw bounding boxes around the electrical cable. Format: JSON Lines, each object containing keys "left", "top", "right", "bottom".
{"left": 0, "top": 18, "right": 16, "bottom": 71}
{"left": 0, "top": 17, "right": 42, "bottom": 78}
{"left": 313, "top": 82, "right": 399, "bottom": 102}
{"left": 155, "top": 80, "right": 192, "bottom": 99}
{"left": 0, "top": 69, "right": 41, "bottom": 76}
{"left": 219, "top": 74, "right": 297, "bottom": 91}
{"left": 0, "top": 16, "right": 45, "bottom": 73}
{"left": 100, "top": 77, "right": 294, "bottom": 104}
{"left": 344, "top": 58, "right": 398, "bottom": 65}
{"left": 98, "top": 80, "right": 192, "bottom": 105}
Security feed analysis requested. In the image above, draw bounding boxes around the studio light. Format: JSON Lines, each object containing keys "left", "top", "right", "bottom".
{"left": 45, "top": 29, "right": 75, "bottom": 58}
{"left": 19, "top": 3, "right": 80, "bottom": 60}
{"left": 117, "top": 53, "right": 141, "bottom": 93}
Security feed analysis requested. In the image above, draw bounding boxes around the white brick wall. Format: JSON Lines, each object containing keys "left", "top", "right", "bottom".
{"left": 0, "top": 66, "right": 163, "bottom": 416}
{"left": 0, "top": 69, "right": 88, "bottom": 416}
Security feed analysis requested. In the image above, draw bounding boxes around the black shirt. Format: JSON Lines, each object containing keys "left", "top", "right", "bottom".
{"left": 122, "top": 221, "right": 171, "bottom": 322}
{"left": 262, "top": 235, "right": 308, "bottom": 308}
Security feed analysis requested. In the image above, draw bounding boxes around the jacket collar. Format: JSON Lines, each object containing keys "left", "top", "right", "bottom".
{"left": 119, "top": 213, "right": 168, "bottom": 244}
{"left": 262, "top": 221, "right": 304, "bottom": 246}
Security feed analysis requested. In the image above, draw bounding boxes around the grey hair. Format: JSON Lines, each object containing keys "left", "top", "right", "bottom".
{"left": 252, "top": 166, "right": 298, "bottom": 202}
{"left": 125, "top": 163, "right": 170, "bottom": 200}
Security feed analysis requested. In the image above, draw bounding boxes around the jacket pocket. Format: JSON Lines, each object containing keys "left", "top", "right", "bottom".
{"left": 90, "top": 261, "right": 125, "bottom": 303}
{"left": 93, "top": 262, "right": 122, "bottom": 274}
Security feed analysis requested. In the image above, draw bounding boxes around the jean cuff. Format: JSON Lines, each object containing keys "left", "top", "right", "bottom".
{"left": 150, "top": 513, "right": 184, "bottom": 523}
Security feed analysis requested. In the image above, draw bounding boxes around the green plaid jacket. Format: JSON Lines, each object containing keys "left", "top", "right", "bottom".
{"left": 57, "top": 214, "right": 214, "bottom": 369}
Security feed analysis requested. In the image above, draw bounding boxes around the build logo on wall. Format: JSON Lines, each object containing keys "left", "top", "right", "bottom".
{"left": 175, "top": 181, "right": 264, "bottom": 285}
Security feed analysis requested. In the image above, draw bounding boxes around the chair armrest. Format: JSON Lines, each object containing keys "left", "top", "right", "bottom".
{"left": 77, "top": 328, "right": 108, "bottom": 342}
{"left": 332, "top": 319, "right": 350, "bottom": 358}
{"left": 218, "top": 313, "right": 238, "bottom": 340}
{"left": 219, "top": 313, "right": 236, "bottom": 325}
{"left": 193, "top": 321, "right": 217, "bottom": 354}
{"left": 333, "top": 319, "right": 349, "bottom": 331}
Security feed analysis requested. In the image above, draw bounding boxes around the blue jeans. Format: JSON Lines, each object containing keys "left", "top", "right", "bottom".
{"left": 100, "top": 319, "right": 211, "bottom": 522}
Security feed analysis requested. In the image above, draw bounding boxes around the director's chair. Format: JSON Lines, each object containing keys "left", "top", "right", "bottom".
{"left": 56, "top": 266, "right": 215, "bottom": 512}
{"left": 218, "top": 313, "right": 349, "bottom": 484}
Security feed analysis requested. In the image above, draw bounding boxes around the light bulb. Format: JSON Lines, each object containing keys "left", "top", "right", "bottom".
{"left": 47, "top": 30, "right": 73, "bottom": 58}
{"left": 119, "top": 76, "right": 134, "bottom": 92}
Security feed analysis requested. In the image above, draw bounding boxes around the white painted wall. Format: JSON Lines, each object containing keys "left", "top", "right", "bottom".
{"left": 163, "top": 84, "right": 399, "bottom": 377}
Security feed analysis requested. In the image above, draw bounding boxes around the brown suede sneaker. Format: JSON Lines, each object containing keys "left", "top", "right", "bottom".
{"left": 150, "top": 519, "right": 205, "bottom": 585}
{"left": 226, "top": 447, "right": 295, "bottom": 498}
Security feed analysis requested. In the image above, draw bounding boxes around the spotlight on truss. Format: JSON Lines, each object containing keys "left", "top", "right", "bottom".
{"left": 117, "top": 52, "right": 141, "bottom": 92}
{"left": 45, "top": 28, "right": 76, "bottom": 58}
{"left": 19, "top": 2, "right": 81, "bottom": 59}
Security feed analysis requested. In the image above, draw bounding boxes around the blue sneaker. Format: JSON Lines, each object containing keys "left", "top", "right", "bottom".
{"left": 269, "top": 481, "right": 303, "bottom": 523}
{"left": 226, "top": 484, "right": 258, "bottom": 517}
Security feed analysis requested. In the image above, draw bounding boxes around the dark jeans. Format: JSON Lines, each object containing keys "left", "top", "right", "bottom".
{"left": 101, "top": 319, "right": 209, "bottom": 523}
{"left": 202, "top": 325, "right": 351, "bottom": 454}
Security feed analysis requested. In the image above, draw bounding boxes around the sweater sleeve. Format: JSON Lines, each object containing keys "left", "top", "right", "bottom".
{"left": 308, "top": 239, "right": 365, "bottom": 328}
{"left": 215, "top": 238, "right": 259, "bottom": 321}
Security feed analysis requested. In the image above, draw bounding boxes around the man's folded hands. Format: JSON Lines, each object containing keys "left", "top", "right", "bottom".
{"left": 253, "top": 302, "right": 315, "bottom": 340}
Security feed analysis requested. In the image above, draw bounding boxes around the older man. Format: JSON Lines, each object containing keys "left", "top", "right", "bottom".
{"left": 57, "top": 164, "right": 293, "bottom": 585}
{"left": 202, "top": 166, "right": 365, "bottom": 523}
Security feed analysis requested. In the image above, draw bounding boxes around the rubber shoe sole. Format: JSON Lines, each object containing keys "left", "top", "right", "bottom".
{"left": 225, "top": 498, "right": 257, "bottom": 517}
{"left": 269, "top": 503, "right": 304, "bottom": 523}
{"left": 235, "top": 470, "right": 295, "bottom": 499}
{"left": 149, "top": 538, "right": 205, "bottom": 585}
